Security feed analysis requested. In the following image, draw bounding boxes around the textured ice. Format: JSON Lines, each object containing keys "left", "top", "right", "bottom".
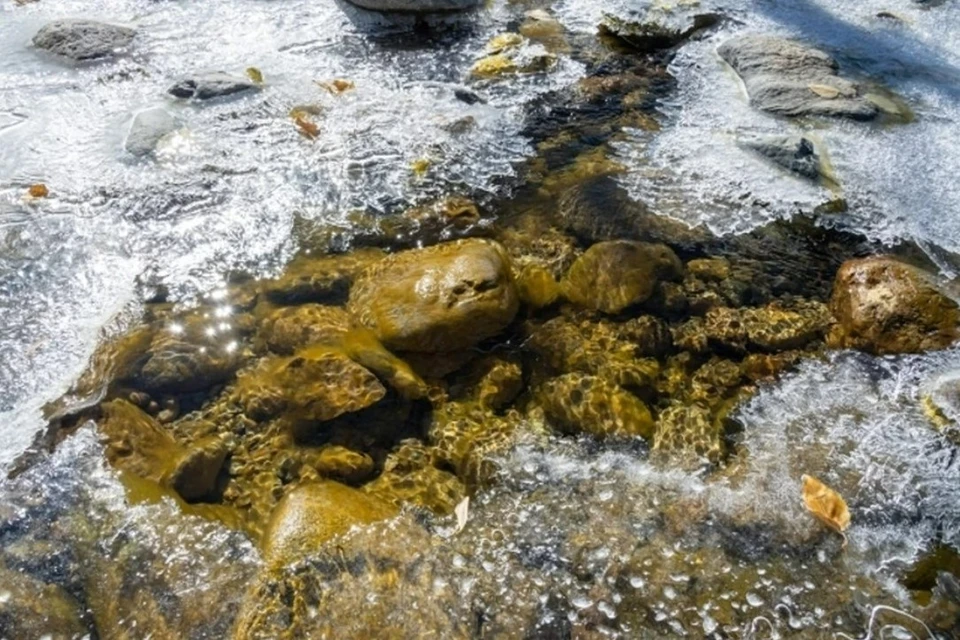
{"left": 0, "top": 0, "right": 583, "bottom": 466}
{"left": 586, "top": 0, "right": 960, "bottom": 263}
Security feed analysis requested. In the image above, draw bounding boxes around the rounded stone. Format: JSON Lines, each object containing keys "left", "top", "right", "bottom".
{"left": 348, "top": 239, "right": 519, "bottom": 352}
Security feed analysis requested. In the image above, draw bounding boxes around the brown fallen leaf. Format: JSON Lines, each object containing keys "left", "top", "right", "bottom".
{"left": 246, "top": 67, "right": 263, "bottom": 84}
{"left": 293, "top": 115, "right": 319, "bottom": 140}
{"left": 28, "top": 183, "right": 49, "bottom": 198}
{"left": 316, "top": 78, "right": 354, "bottom": 95}
{"left": 801, "top": 474, "right": 851, "bottom": 546}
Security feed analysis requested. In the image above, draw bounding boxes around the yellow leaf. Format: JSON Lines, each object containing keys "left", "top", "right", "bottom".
{"left": 317, "top": 78, "right": 354, "bottom": 95}
{"left": 808, "top": 84, "right": 841, "bottom": 99}
{"left": 28, "top": 183, "right": 48, "bottom": 198}
{"left": 411, "top": 158, "right": 431, "bottom": 176}
{"left": 294, "top": 116, "right": 319, "bottom": 140}
{"left": 801, "top": 474, "right": 851, "bottom": 543}
{"left": 246, "top": 67, "right": 263, "bottom": 84}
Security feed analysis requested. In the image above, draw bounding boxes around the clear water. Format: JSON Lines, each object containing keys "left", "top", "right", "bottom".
{"left": 2, "top": 0, "right": 960, "bottom": 636}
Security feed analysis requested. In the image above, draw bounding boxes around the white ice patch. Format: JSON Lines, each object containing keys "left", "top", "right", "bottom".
{"left": 0, "top": 0, "right": 583, "bottom": 466}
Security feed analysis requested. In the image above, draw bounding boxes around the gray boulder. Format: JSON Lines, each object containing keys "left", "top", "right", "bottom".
{"left": 343, "top": 0, "right": 480, "bottom": 12}
{"left": 599, "top": 10, "right": 720, "bottom": 52}
{"left": 33, "top": 19, "right": 135, "bottom": 61}
{"left": 125, "top": 108, "right": 178, "bottom": 157}
{"left": 738, "top": 134, "right": 824, "bottom": 182}
{"left": 718, "top": 35, "right": 879, "bottom": 120}
{"left": 168, "top": 72, "right": 257, "bottom": 100}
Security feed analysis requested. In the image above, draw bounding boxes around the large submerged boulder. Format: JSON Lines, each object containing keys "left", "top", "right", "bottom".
{"left": 562, "top": 240, "right": 683, "bottom": 314}
{"left": 718, "top": 35, "right": 882, "bottom": 120}
{"left": 348, "top": 239, "right": 519, "bottom": 352}
{"left": 827, "top": 256, "right": 960, "bottom": 354}
{"left": 33, "top": 19, "right": 135, "bottom": 61}
{"left": 261, "top": 482, "right": 397, "bottom": 566}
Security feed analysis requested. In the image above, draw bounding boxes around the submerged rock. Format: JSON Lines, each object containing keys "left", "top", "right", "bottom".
{"left": 236, "top": 347, "right": 386, "bottom": 424}
{"left": 363, "top": 439, "right": 466, "bottom": 515}
{"left": 348, "top": 239, "right": 519, "bottom": 352}
{"left": 538, "top": 374, "right": 655, "bottom": 440}
{"left": 139, "top": 315, "right": 243, "bottom": 393}
{"left": 33, "top": 19, "right": 135, "bottom": 61}
{"left": 261, "top": 481, "right": 397, "bottom": 566}
{"left": 738, "top": 133, "right": 825, "bottom": 182}
{"left": 125, "top": 108, "right": 179, "bottom": 157}
{"left": 718, "top": 35, "right": 882, "bottom": 120}
{"left": 562, "top": 240, "right": 683, "bottom": 314}
{"left": 0, "top": 562, "right": 89, "bottom": 639}
{"left": 827, "top": 256, "right": 960, "bottom": 354}
{"left": 168, "top": 72, "right": 258, "bottom": 100}
{"left": 99, "top": 399, "right": 227, "bottom": 502}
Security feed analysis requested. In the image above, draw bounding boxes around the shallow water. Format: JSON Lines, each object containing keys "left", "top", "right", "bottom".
{"left": 2, "top": 0, "right": 960, "bottom": 637}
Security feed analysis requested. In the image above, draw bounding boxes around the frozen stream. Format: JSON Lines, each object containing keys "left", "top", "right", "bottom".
{"left": 1, "top": 0, "right": 959, "bottom": 637}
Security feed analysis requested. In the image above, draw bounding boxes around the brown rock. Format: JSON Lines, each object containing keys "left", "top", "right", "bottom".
{"left": 99, "top": 399, "right": 226, "bottom": 502}
{"left": 348, "top": 239, "right": 519, "bottom": 352}
{"left": 827, "top": 256, "right": 959, "bottom": 354}
{"left": 538, "top": 374, "right": 655, "bottom": 440}
{"left": 261, "top": 482, "right": 397, "bottom": 566}
{"left": 562, "top": 241, "right": 683, "bottom": 314}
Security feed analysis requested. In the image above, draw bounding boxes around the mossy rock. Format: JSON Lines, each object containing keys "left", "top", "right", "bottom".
{"left": 538, "top": 373, "right": 655, "bottom": 440}
{"left": 261, "top": 481, "right": 398, "bottom": 566}
{"left": 827, "top": 256, "right": 959, "bottom": 354}
{"left": 348, "top": 239, "right": 519, "bottom": 352}
{"left": 236, "top": 347, "right": 386, "bottom": 424}
{"left": 363, "top": 439, "right": 466, "bottom": 515}
{"left": 562, "top": 240, "right": 683, "bottom": 314}
{"left": 139, "top": 314, "right": 244, "bottom": 393}
{"left": 99, "top": 399, "right": 227, "bottom": 502}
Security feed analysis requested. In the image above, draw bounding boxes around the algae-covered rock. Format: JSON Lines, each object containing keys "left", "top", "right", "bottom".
{"left": 827, "top": 256, "right": 959, "bottom": 354}
{"left": 562, "top": 240, "right": 683, "bottom": 314}
{"left": 363, "top": 439, "right": 466, "bottom": 515}
{"left": 673, "top": 299, "right": 832, "bottom": 354}
{"left": 450, "top": 356, "right": 524, "bottom": 410}
{"left": 259, "top": 251, "right": 378, "bottom": 305}
{"left": 471, "top": 33, "right": 556, "bottom": 78}
{"left": 139, "top": 314, "right": 243, "bottom": 393}
{"left": 348, "top": 239, "right": 519, "bottom": 352}
{"left": 261, "top": 481, "right": 397, "bottom": 566}
{"left": 99, "top": 399, "right": 227, "bottom": 502}
{"left": 515, "top": 263, "right": 561, "bottom": 309}
{"left": 538, "top": 374, "right": 655, "bottom": 440}
{"left": 299, "top": 445, "right": 375, "bottom": 484}
{"left": 0, "top": 561, "right": 90, "bottom": 639}
{"left": 652, "top": 402, "right": 725, "bottom": 464}
{"left": 236, "top": 347, "right": 386, "bottom": 423}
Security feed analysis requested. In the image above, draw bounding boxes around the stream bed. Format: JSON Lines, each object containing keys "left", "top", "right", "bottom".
{"left": 2, "top": 0, "right": 960, "bottom": 638}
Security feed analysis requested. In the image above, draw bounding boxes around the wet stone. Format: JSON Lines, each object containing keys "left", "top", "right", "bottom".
{"left": 718, "top": 35, "right": 885, "bottom": 120}
{"left": 363, "top": 439, "right": 466, "bottom": 515}
{"left": 348, "top": 239, "right": 519, "bottom": 352}
{"left": 827, "top": 256, "right": 959, "bottom": 354}
{"left": 343, "top": 0, "right": 481, "bottom": 12}
{"left": 33, "top": 19, "right": 135, "bottom": 62}
{"left": 168, "top": 72, "right": 258, "bottom": 100}
{"left": 125, "top": 108, "right": 179, "bottom": 157}
{"left": 561, "top": 240, "right": 683, "bottom": 314}
{"left": 139, "top": 314, "right": 243, "bottom": 393}
{"left": 261, "top": 481, "right": 397, "bottom": 567}
{"left": 538, "top": 373, "right": 655, "bottom": 440}
{"left": 737, "top": 133, "right": 825, "bottom": 182}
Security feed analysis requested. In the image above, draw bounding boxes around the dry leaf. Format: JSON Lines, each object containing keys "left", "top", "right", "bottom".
{"left": 28, "top": 183, "right": 48, "bottom": 198}
{"left": 294, "top": 116, "right": 319, "bottom": 139}
{"left": 246, "top": 67, "right": 263, "bottom": 84}
{"left": 454, "top": 496, "right": 470, "bottom": 533}
{"left": 801, "top": 474, "right": 851, "bottom": 545}
{"left": 411, "top": 158, "right": 431, "bottom": 177}
{"left": 808, "top": 83, "right": 841, "bottom": 99}
{"left": 317, "top": 78, "right": 354, "bottom": 95}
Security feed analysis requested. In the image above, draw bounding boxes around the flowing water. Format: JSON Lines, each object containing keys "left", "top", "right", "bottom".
{"left": 2, "top": 0, "right": 960, "bottom": 637}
